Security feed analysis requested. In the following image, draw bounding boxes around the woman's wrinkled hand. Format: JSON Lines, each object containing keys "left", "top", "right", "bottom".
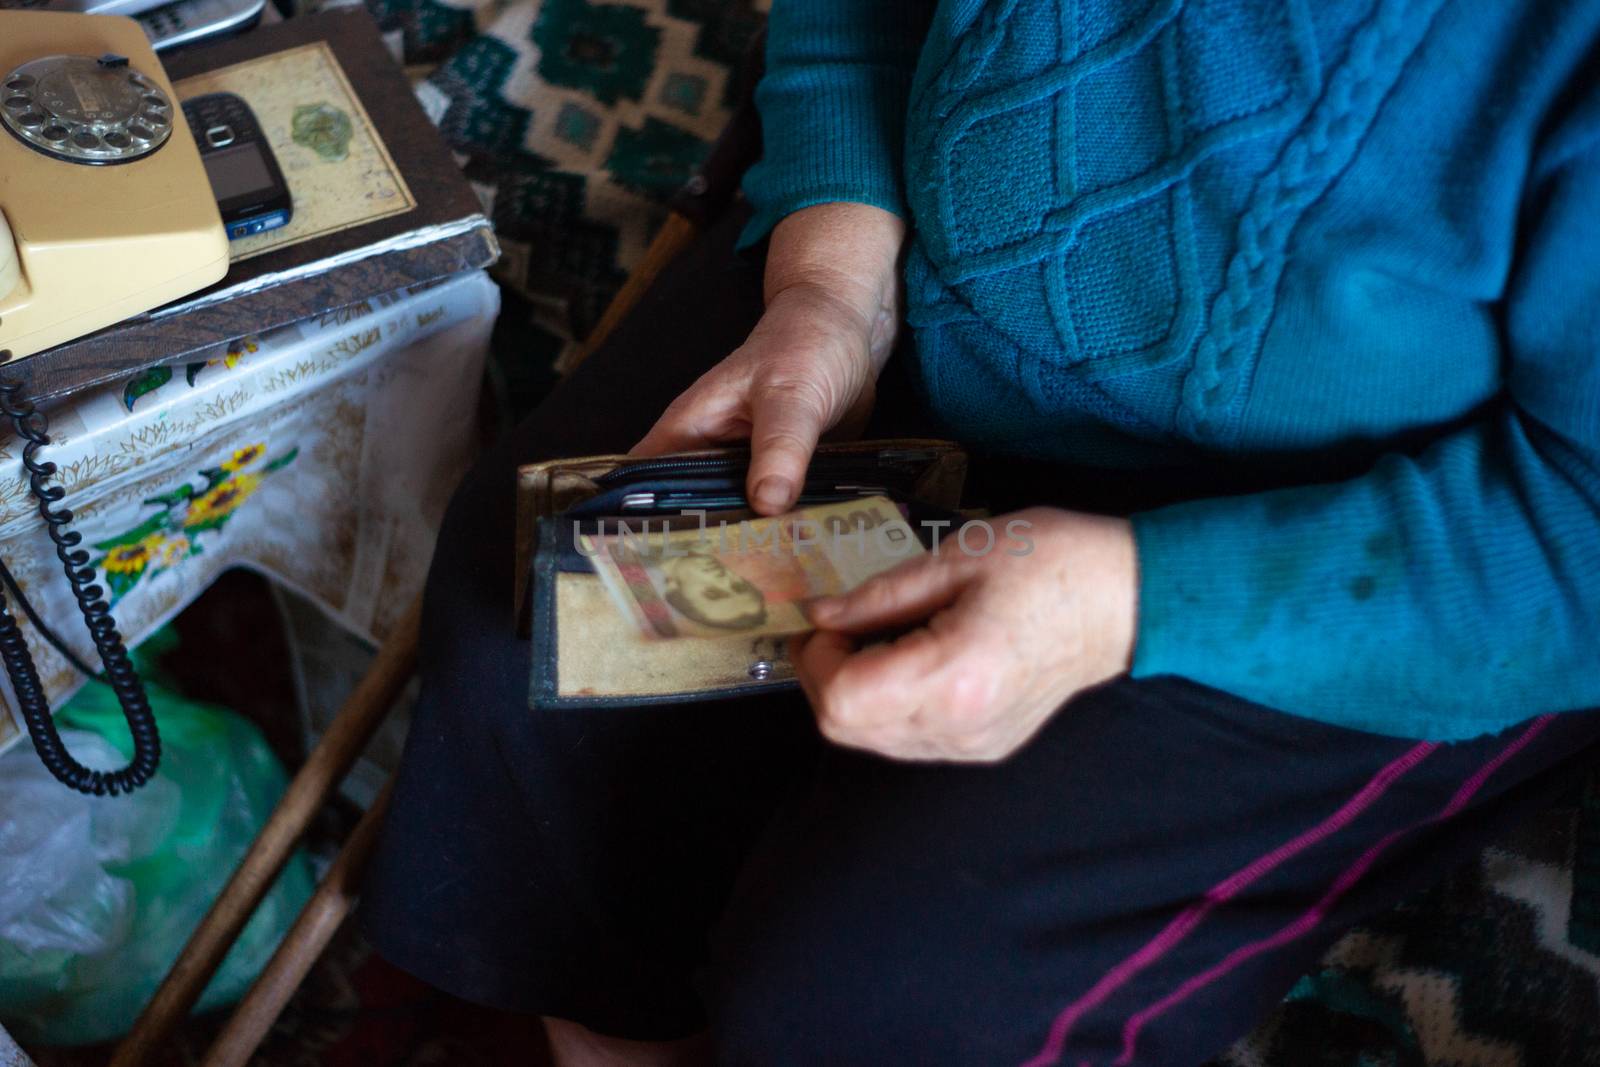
{"left": 792, "top": 508, "right": 1139, "bottom": 763}
{"left": 631, "top": 202, "right": 905, "bottom": 515}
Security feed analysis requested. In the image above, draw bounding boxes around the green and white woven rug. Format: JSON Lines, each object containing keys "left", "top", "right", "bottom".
{"left": 361, "top": 0, "right": 767, "bottom": 414}
{"left": 1215, "top": 775, "right": 1600, "bottom": 1066}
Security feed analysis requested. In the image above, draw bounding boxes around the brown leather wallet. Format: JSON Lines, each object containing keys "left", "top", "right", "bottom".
{"left": 517, "top": 439, "right": 968, "bottom": 709}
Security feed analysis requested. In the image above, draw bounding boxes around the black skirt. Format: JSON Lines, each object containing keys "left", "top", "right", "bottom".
{"left": 360, "top": 206, "right": 1600, "bottom": 1066}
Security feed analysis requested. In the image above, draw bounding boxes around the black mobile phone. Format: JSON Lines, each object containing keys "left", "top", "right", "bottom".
{"left": 181, "top": 91, "right": 292, "bottom": 240}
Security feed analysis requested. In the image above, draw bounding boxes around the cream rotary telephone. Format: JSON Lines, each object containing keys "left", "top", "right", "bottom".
{"left": 0, "top": 10, "right": 228, "bottom": 360}
{"left": 0, "top": 11, "right": 228, "bottom": 794}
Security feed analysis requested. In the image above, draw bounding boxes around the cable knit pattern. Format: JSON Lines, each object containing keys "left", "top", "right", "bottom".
{"left": 901, "top": 0, "right": 1333, "bottom": 417}
{"left": 742, "top": 0, "right": 1600, "bottom": 739}
{"left": 1176, "top": 0, "right": 1449, "bottom": 442}
{"left": 923, "top": 0, "right": 1188, "bottom": 269}
{"left": 929, "top": 0, "right": 1026, "bottom": 103}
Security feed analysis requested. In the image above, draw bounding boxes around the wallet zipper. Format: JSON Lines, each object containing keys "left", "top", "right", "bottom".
{"left": 593, "top": 447, "right": 944, "bottom": 488}
{"left": 618, "top": 486, "right": 888, "bottom": 511}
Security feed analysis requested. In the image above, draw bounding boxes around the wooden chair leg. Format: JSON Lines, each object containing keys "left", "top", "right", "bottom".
{"left": 200, "top": 777, "right": 395, "bottom": 1067}
{"left": 111, "top": 597, "right": 422, "bottom": 1067}
{"left": 559, "top": 212, "right": 700, "bottom": 375}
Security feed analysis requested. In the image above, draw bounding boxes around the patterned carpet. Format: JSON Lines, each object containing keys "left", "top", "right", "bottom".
{"left": 360, "top": 0, "right": 768, "bottom": 415}
{"left": 1215, "top": 775, "right": 1600, "bottom": 1067}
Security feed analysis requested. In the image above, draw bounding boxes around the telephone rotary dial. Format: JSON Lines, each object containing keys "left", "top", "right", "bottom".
{"left": 2, "top": 52, "right": 175, "bottom": 164}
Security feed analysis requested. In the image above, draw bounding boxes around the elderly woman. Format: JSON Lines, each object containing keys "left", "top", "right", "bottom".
{"left": 363, "top": 1, "right": 1600, "bottom": 1063}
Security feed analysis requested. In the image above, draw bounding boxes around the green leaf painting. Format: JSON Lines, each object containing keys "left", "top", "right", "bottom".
{"left": 91, "top": 443, "right": 298, "bottom": 606}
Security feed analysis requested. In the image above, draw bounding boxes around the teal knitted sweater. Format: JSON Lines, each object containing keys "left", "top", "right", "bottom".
{"left": 740, "top": 0, "right": 1600, "bottom": 741}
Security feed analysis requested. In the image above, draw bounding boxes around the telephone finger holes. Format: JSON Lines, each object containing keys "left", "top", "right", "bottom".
{"left": 70, "top": 130, "right": 98, "bottom": 149}
{"left": 103, "top": 131, "right": 131, "bottom": 149}
{"left": 41, "top": 125, "right": 68, "bottom": 142}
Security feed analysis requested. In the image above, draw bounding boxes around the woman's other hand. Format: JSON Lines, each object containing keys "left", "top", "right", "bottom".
{"left": 632, "top": 202, "right": 905, "bottom": 515}
{"left": 792, "top": 508, "right": 1139, "bottom": 763}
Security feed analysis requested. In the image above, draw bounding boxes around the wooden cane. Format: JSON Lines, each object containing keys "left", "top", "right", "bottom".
{"left": 201, "top": 778, "right": 395, "bottom": 1067}
{"left": 111, "top": 598, "right": 421, "bottom": 1067}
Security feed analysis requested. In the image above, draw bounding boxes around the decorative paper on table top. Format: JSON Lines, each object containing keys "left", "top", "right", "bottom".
{"left": 175, "top": 42, "right": 417, "bottom": 263}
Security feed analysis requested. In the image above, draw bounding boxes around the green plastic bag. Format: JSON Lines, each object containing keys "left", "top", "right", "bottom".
{"left": 0, "top": 630, "right": 315, "bottom": 1046}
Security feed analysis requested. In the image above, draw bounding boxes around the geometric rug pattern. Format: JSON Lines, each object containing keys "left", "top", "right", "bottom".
{"left": 1213, "top": 773, "right": 1600, "bottom": 1067}
{"left": 361, "top": 0, "right": 767, "bottom": 402}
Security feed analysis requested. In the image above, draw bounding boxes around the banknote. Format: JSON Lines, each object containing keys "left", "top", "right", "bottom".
{"left": 581, "top": 496, "right": 923, "bottom": 640}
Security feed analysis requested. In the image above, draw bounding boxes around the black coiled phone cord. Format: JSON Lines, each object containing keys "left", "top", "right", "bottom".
{"left": 0, "top": 372, "right": 159, "bottom": 795}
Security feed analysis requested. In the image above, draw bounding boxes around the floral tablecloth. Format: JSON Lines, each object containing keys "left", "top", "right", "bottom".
{"left": 0, "top": 271, "right": 498, "bottom": 756}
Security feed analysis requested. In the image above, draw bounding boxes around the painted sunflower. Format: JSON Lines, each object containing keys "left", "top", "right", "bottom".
{"left": 103, "top": 542, "right": 152, "bottom": 575}
{"left": 224, "top": 337, "right": 258, "bottom": 365}
{"left": 143, "top": 533, "right": 192, "bottom": 568}
{"left": 185, "top": 473, "right": 262, "bottom": 527}
{"left": 222, "top": 443, "right": 267, "bottom": 472}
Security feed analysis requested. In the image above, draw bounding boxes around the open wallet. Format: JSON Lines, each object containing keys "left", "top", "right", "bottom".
{"left": 516, "top": 439, "right": 969, "bottom": 709}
